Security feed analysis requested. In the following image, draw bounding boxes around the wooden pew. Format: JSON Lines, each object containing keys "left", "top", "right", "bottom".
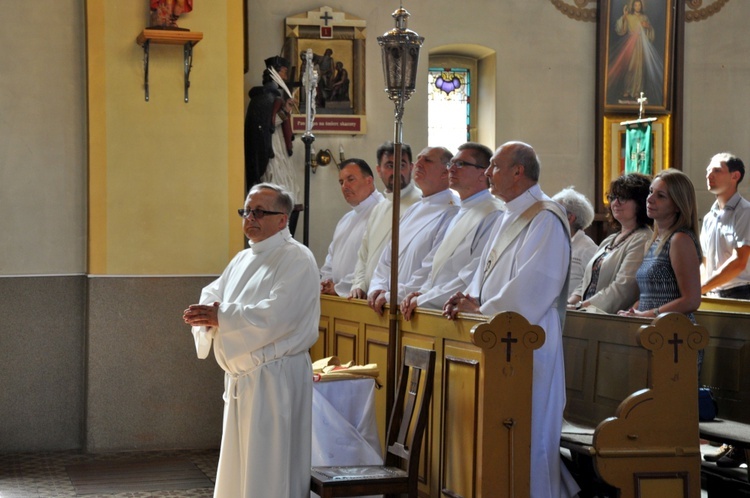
{"left": 562, "top": 311, "right": 708, "bottom": 498}
{"left": 694, "top": 300, "right": 750, "bottom": 496}
{"left": 316, "top": 295, "right": 542, "bottom": 498}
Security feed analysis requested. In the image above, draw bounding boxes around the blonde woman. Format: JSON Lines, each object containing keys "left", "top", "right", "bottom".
{"left": 618, "top": 169, "right": 702, "bottom": 320}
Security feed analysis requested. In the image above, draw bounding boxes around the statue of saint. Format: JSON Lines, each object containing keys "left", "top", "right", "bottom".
{"left": 244, "top": 56, "right": 301, "bottom": 233}
{"left": 149, "top": 0, "right": 193, "bottom": 30}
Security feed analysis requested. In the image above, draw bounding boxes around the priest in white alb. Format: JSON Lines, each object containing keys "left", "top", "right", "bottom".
{"left": 349, "top": 142, "right": 421, "bottom": 298}
{"left": 183, "top": 183, "right": 319, "bottom": 498}
{"left": 367, "top": 146, "right": 459, "bottom": 314}
{"left": 400, "top": 142, "right": 504, "bottom": 319}
{"left": 444, "top": 142, "right": 580, "bottom": 498}
{"left": 320, "top": 158, "right": 384, "bottom": 296}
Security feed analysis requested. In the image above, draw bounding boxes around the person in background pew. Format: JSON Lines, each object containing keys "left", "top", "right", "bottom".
{"left": 553, "top": 187, "right": 597, "bottom": 296}
{"left": 320, "top": 159, "right": 385, "bottom": 297}
{"left": 443, "top": 141, "right": 580, "bottom": 498}
{"left": 701, "top": 153, "right": 750, "bottom": 299}
{"left": 568, "top": 173, "right": 652, "bottom": 313}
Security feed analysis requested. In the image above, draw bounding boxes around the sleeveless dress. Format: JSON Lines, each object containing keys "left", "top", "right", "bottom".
{"left": 636, "top": 228, "right": 703, "bottom": 372}
{"left": 636, "top": 229, "right": 700, "bottom": 321}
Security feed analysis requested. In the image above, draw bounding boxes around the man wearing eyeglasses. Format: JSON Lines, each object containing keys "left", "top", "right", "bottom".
{"left": 367, "top": 146, "right": 460, "bottom": 315}
{"left": 320, "top": 158, "right": 385, "bottom": 296}
{"left": 183, "top": 183, "right": 319, "bottom": 497}
{"left": 349, "top": 142, "right": 422, "bottom": 299}
{"left": 400, "top": 142, "right": 504, "bottom": 320}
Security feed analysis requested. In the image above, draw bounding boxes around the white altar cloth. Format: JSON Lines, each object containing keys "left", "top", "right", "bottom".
{"left": 311, "top": 377, "right": 382, "bottom": 466}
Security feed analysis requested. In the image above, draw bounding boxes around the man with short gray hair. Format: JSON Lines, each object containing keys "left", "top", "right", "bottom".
{"left": 183, "top": 183, "right": 319, "bottom": 497}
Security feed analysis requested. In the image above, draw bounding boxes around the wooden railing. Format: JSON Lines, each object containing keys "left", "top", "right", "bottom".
{"left": 316, "top": 295, "right": 541, "bottom": 498}
{"left": 562, "top": 311, "right": 708, "bottom": 498}
{"left": 317, "top": 296, "right": 719, "bottom": 497}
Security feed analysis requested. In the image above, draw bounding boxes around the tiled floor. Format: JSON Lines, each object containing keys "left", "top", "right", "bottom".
{"left": 0, "top": 448, "right": 718, "bottom": 497}
{"left": 0, "top": 449, "right": 218, "bottom": 498}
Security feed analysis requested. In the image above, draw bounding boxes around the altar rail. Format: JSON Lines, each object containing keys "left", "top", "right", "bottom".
{"left": 316, "top": 295, "right": 542, "bottom": 498}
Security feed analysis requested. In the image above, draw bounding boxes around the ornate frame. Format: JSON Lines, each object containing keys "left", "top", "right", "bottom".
{"left": 284, "top": 6, "right": 366, "bottom": 135}
{"left": 602, "top": 114, "right": 671, "bottom": 199}
{"left": 601, "top": 0, "right": 675, "bottom": 113}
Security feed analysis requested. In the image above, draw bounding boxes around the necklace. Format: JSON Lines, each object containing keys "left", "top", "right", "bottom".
{"left": 606, "top": 228, "right": 637, "bottom": 251}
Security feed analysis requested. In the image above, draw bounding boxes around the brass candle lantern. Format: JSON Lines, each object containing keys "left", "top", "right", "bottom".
{"left": 377, "top": 6, "right": 423, "bottom": 416}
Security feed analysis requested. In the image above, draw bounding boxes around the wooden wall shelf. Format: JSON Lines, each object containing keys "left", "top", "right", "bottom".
{"left": 136, "top": 29, "right": 204, "bottom": 102}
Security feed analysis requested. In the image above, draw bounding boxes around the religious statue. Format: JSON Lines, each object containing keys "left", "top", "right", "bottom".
{"left": 311, "top": 48, "right": 334, "bottom": 107}
{"left": 149, "top": 0, "right": 193, "bottom": 30}
{"left": 244, "top": 56, "right": 301, "bottom": 233}
{"left": 329, "top": 62, "right": 350, "bottom": 102}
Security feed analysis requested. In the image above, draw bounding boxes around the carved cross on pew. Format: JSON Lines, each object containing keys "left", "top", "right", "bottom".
{"left": 501, "top": 332, "right": 518, "bottom": 362}
{"left": 320, "top": 11, "right": 333, "bottom": 26}
{"left": 668, "top": 332, "right": 684, "bottom": 363}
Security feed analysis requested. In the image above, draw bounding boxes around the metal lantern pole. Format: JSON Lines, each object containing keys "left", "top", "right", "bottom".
{"left": 377, "top": 7, "right": 424, "bottom": 416}
{"left": 301, "top": 49, "right": 318, "bottom": 247}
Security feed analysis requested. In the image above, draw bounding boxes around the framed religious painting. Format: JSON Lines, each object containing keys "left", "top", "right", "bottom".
{"left": 283, "top": 6, "right": 366, "bottom": 135}
{"left": 601, "top": 0, "right": 675, "bottom": 113}
{"left": 602, "top": 114, "right": 671, "bottom": 200}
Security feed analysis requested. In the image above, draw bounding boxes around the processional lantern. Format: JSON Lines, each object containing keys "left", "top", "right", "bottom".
{"left": 377, "top": 5, "right": 423, "bottom": 417}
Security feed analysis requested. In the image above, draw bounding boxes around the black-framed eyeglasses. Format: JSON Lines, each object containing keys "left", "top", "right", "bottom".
{"left": 447, "top": 159, "right": 485, "bottom": 169}
{"left": 606, "top": 195, "right": 630, "bottom": 204}
{"left": 238, "top": 208, "right": 285, "bottom": 219}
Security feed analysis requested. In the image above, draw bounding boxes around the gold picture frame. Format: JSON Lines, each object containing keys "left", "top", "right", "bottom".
{"left": 602, "top": 114, "right": 671, "bottom": 200}
{"left": 601, "top": 0, "right": 675, "bottom": 113}
{"left": 284, "top": 6, "right": 366, "bottom": 135}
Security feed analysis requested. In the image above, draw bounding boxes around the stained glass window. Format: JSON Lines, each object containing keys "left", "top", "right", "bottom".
{"left": 428, "top": 68, "right": 470, "bottom": 154}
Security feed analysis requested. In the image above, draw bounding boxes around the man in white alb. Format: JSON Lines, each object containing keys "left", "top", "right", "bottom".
{"left": 320, "top": 158, "right": 385, "bottom": 296}
{"left": 368, "top": 146, "right": 459, "bottom": 315}
{"left": 349, "top": 142, "right": 422, "bottom": 299}
{"left": 443, "top": 141, "right": 578, "bottom": 498}
{"left": 183, "top": 183, "right": 319, "bottom": 498}
{"left": 400, "top": 142, "right": 504, "bottom": 319}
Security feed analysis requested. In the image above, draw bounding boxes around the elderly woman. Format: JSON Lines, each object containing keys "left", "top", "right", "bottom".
{"left": 568, "top": 173, "right": 652, "bottom": 313}
{"left": 553, "top": 187, "right": 597, "bottom": 294}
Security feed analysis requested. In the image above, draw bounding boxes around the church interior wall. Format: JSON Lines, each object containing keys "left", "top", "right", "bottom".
{"left": 1, "top": 0, "right": 749, "bottom": 452}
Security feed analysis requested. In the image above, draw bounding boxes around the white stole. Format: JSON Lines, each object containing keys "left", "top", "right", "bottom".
{"left": 480, "top": 200, "right": 571, "bottom": 326}
{"left": 431, "top": 197, "right": 503, "bottom": 278}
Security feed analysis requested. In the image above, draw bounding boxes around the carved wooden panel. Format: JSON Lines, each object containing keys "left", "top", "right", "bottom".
{"left": 594, "top": 341, "right": 648, "bottom": 404}
{"left": 634, "top": 472, "right": 688, "bottom": 498}
{"left": 563, "top": 336, "right": 587, "bottom": 400}
{"left": 365, "top": 324, "right": 389, "bottom": 451}
{"left": 311, "top": 315, "right": 328, "bottom": 362}
{"left": 441, "top": 342, "right": 481, "bottom": 498}
{"left": 332, "top": 318, "right": 359, "bottom": 363}
{"left": 694, "top": 309, "right": 750, "bottom": 423}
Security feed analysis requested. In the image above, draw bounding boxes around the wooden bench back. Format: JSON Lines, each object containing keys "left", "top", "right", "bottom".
{"left": 563, "top": 311, "right": 709, "bottom": 498}
{"left": 317, "top": 296, "right": 541, "bottom": 498}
